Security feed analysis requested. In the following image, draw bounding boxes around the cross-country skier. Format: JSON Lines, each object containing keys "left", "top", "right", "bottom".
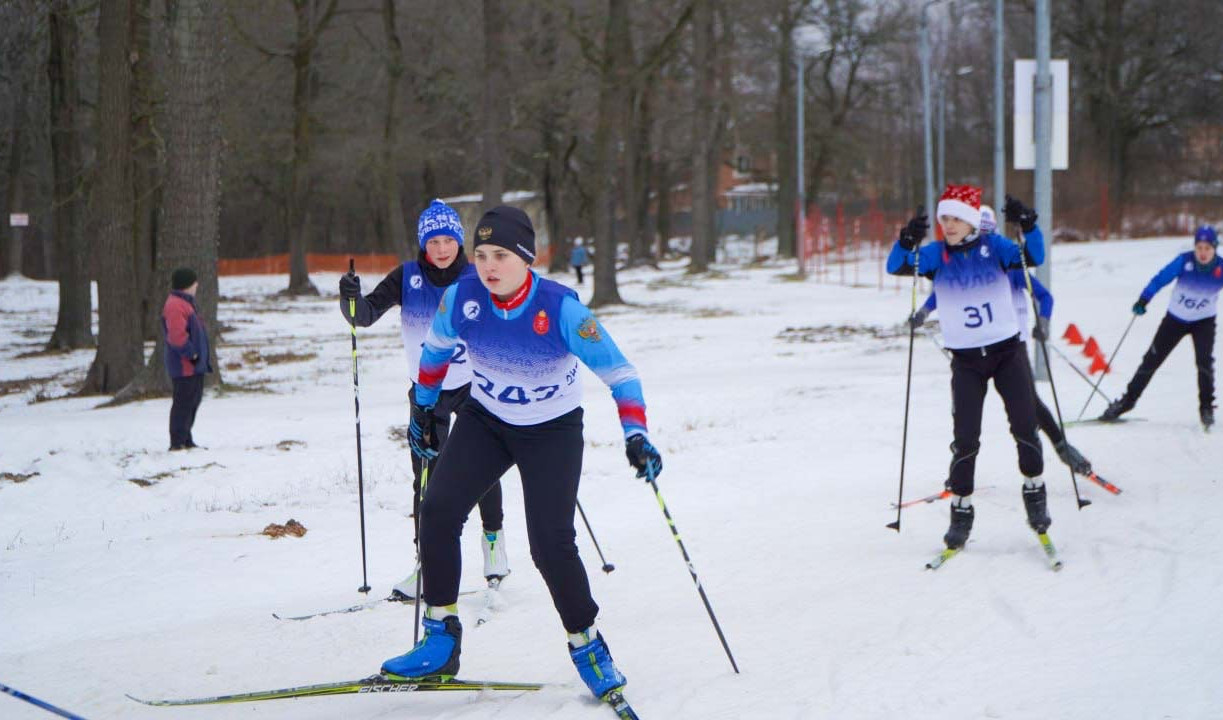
{"left": 339, "top": 199, "right": 510, "bottom": 597}
{"left": 910, "top": 205, "right": 1095, "bottom": 475}
{"left": 381, "top": 205, "right": 662, "bottom": 705}
{"left": 1100, "top": 225, "right": 1223, "bottom": 429}
{"left": 888, "top": 186, "right": 1047, "bottom": 550}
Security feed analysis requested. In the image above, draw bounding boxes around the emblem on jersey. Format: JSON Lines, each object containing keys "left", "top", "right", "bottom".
{"left": 478, "top": 226, "right": 493, "bottom": 241}
{"left": 980, "top": 244, "right": 990, "bottom": 258}
{"left": 463, "top": 300, "right": 481, "bottom": 320}
{"left": 1215, "top": 266, "right": 1222, "bottom": 279}
{"left": 533, "top": 310, "right": 550, "bottom": 335}
{"left": 409, "top": 274, "right": 423, "bottom": 289}
{"left": 577, "top": 316, "right": 602, "bottom": 342}
{"left": 1186, "top": 261, "right": 1194, "bottom": 272}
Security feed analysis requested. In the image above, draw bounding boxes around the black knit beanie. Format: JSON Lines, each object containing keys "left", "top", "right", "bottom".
{"left": 473, "top": 206, "right": 536, "bottom": 264}
{"left": 171, "top": 267, "right": 197, "bottom": 290}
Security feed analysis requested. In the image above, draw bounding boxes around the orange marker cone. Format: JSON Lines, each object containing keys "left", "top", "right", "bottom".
{"left": 1063, "top": 323, "right": 1084, "bottom": 345}
{"left": 1089, "top": 354, "right": 1110, "bottom": 375}
{"left": 1083, "top": 336, "right": 1101, "bottom": 358}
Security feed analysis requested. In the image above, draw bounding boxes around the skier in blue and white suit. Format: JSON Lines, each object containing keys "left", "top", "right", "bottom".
{"left": 1101, "top": 225, "right": 1223, "bottom": 428}
{"left": 339, "top": 199, "right": 509, "bottom": 598}
{"left": 912, "top": 205, "right": 1095, "bottom": 475}
{"left": 889, "top": 185, "right": 1048, "bottom": 550}
{"left": 381, "top": 205, "right": 662, "bottom": 704}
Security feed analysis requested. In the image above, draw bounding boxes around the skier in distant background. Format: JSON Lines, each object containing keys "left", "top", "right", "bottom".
{"left": 163, "top": 267, "right": 211, "bottom": 451}
{"left": 1100, "top": 225, "right": 1223, "bottom": 429}
{"left": 339, "top": 199, "right": 510, "bottom": 598}
{"left": 910, "top": 205, "right": 1096, "bottom": 477}
{"left": 381, "top": 205, "right": 661, "bottom": 707}
{"left": 889, "top": 186, "right": 1048, "bottom": 551}
{"left": 570, "top": 239, "right": 589, "bottom": 285}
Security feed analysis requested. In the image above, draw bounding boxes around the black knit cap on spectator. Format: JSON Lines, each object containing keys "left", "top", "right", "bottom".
{"left": 171, "top": 267, "right": 197, "bottom": 290}
{"left": 473, "top": 206, "right": 536, "bottom": 264}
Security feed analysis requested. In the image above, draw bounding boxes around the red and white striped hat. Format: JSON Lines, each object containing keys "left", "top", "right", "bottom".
{"left": 937, "top": 184, "right": 983, "bottom": 229}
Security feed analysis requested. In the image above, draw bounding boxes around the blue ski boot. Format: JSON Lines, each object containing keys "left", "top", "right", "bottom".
{"left": 568, "top": 626, "right": 626, "bottom": 699}
{"left": 381, "top": 615, "right": 461, "bottom": 680}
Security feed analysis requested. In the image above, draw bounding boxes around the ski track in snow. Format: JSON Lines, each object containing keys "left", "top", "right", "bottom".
{"left": 1, "top": 237, "right": 1222, "bottom": 719}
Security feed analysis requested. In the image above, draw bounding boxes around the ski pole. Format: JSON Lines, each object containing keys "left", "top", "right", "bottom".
{"left": 0, "top": 682, "right": 89, "bottom": 720}
{"left": 348, "top": 258, "right": 372, "bottom": 594}
{"left": 576, "top": 498, "right": 615, "bottom": 573}
{"left": 1074, "top": 314, "right": 1137, "bottom": 421}
{"left": 1048, "top": 344, "right": 1112, "bottom": 405}
{"left": 1017, "top": 245, "right": 1090, "bottom": 509}
{"left": 888, "top": 210, "right": 923, "bottom": 532}
{"left": 647, "top": 470, "right": 739, "bottom": 673}
{"left": 413, "top": 459, "right": 430, "bottom": 646}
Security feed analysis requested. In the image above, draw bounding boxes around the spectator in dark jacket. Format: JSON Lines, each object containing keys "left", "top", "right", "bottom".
{"left": 163, "top": 267, "right": 211, "bottom": 450}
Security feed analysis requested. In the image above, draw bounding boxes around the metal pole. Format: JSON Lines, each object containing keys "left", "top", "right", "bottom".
{"left": 1033, "top": 0, "right": 1053, "bottom": 380}
{"left": 797, "top": 49, "right": 806, "bottom": 275}
{"left": 994, "top": 0, "right": 1005, "bottom": 211}
{"left": 921, "top": 6, "right": 935, "bottom": 218}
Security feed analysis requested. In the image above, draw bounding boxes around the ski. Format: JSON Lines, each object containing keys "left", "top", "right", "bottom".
{"left": 476, "top": 576, "right": 506, "bottom": 627}
{"left": 126, "top": 674, "right": 543, "bottom": 706}
{"left": 1086, "top": 472, "right": 1122, "bottom": 495}
{"left": 891, "top": 489, "right": 950, "bottom": 509}
{"left": 1037, "top": 533, "right": 1063, "bottom": 571}
{"left": 603, "top": 689, "right": 640, "bottom": 719}
{"left": 925, "top": 547, "right": 960, "bottom": 570}
{"left": 1064, "top": 417, "right": 1146, "bottom": 428}
{"left": 274, "top": 591, "right": 477, "bottom": 621}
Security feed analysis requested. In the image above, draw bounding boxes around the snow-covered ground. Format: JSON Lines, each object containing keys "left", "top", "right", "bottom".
{"left": 1, "top": 237, "right": 1220, "bottom": 719}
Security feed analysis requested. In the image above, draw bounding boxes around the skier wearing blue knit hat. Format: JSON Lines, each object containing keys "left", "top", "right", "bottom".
{"left": 339, "top": 199, "right": 511, "bottom": 597}
{"left": 1101, "top": 225, "right": 1223, "bottom": 429}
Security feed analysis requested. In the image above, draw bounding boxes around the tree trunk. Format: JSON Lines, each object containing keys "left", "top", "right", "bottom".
{"left": 480, "top": 0, "right": 507, "bottom": 213}
{"left": 688, "top": 0, "right": 716, "bottom": 273}
{"left": 3, "top": 69, "right": 28, "bottom": 278}
{"left": 83, "top": 0, "right": 144, "bottom": 394}
{"left": 284, "top": 0, "right": 324, "bottom": 295}
{"left": 775, "top": 7, "right": 797, "bottom": 258}
{"left": 47, "top": 0, "right": 93, "bottom": 350}
{"left": 381, "top": 0, "right": 409, "bottom": 256}
{"left": 115, "top": 0, "right": 224, "bottom": 402}
{"left": 130, "top": 0, "right": 161, "bottom": 340}
{"left": 590, "top": 0, "right": 631, "bottom": 307}
{"left": 655, "top": 152, "right": 672, "bottom": 259}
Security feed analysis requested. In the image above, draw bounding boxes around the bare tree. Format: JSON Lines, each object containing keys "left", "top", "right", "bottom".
{"left": 380, "top": 0, "right": 409, "bottom": 255}
{"left": 481, "top": 0, "right": 507, "bottom": 213}
{"left": 47, "top": 0, "right": 94, "bottom": 350}
{"left": 687, "top": 0, "right": 717, "bottom": 273}
{"left": 84, "top": 0, "right": 145, "bottom": 394}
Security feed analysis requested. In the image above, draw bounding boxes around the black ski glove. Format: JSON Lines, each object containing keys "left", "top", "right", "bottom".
{"left": 898, "top": 212, "right": 929, "bottom": 251}
{"left": 1032, "top": 316, "right": 1051, "bottom": 342}
{"left": 909, "top": 308, "right": 930, "bottom": 329}
{"left": 409, "top": 403, "right": 439, "bottom": 460}
{"left": 1132, "top": 298, "right": 1148, "bottom": 316}
{"left": 625, "top": 434, "right": 663, "bottom": 480}
{"left": 339, "top": 272, "right": 362, "bottom": 300}
{"left": 1004, "top": 195, "right": 1038, "bottom": 233}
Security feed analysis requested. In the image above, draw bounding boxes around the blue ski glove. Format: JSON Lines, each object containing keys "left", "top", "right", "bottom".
{"left": 1132, "top": 298, "right": 1148, "bottom": 316}
{"left": 409, "top": 403, "right": 439, "bottom": 460}
{"left": 625, "top": 434, "right": 663, "bottom": 481}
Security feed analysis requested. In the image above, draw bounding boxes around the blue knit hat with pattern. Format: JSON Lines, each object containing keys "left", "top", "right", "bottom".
{"left": 418, "top": 199, "right": 464, "bottom": 249}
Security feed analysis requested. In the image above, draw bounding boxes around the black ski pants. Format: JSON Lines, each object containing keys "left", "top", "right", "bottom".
{"left": 169, "top": 375, "right": 204, "bottom": 448}
{"left": 573, "top": 264, "right": 584, "bottom": 285}
{"left": 948, "top": 336, "right": 1044, "bottom": 497}
{"left": 1122, "top": 313, "right": 1216, "bottom": 411}
{"left": 409, "top": 383, "right": 503, "bottom": 537}
{"left": 419, "top": 401, "right": 597, "bottom": 634}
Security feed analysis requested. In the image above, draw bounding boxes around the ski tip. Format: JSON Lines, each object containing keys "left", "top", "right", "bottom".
{"left": 125, "top": 693, "right": 160, "bottom": 706}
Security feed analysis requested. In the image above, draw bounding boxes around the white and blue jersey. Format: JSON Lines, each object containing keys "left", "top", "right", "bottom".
{"left": 889, "top": 228, "right": 1045, "bottom": 350}
{"left": 1140, "top": 252, "right": 1223, "bottom": 323}
{"left": 399, "top": 260, "right": 474, "bottom": 390}
{"left": 417, "top": 272, "right": 648, "bottom": 436}
{"left": 920, "top": 269, "right": 1053, "bottom": 344}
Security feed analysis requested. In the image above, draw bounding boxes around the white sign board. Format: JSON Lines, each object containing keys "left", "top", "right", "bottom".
{"left": 9, "top": 213, "right": 29, "bottom": 227}
{"left": 1013, "top": 59, "right": 1069, "bottom": 170}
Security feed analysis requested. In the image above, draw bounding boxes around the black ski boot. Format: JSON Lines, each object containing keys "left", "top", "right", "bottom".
{"left": 1099, "top": 396, "right": 1133, "bottom": 422}
{"left": 943, "top": 499, "right": 974, "bottom": 549}
{"left": 1022, "top": 480, "right": 1051, "bottom": 534}
{"left": 1054, "top": 440, "right": 1092, "bottom": 475}
{"left": 1202, "top": 406, "right": 1215, "bottom": 430}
